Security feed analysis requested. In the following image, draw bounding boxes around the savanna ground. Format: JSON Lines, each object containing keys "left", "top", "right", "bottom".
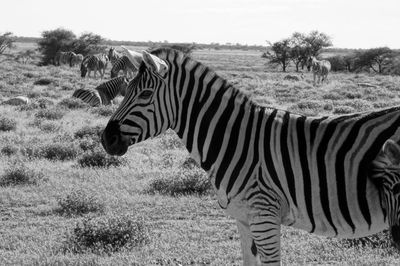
{"left": 1, "top": 43, "right": 400, "bottom": 265}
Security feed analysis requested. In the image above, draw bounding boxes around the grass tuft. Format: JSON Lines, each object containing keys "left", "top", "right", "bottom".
{"left": 0, "top": 116, "right": 17, "bottom": 131}
{"left": 74, "top": 125, "right": 103, "bottom": 140}
{"left": 64, "top": 214, "right": 150, "bottom": 254}
{"left": 35, "top": 107, "right": 66, "bottom": 120}
{"left": 77, "top": 150, "right": 126, "bottom": 168}
{"left": 56, "top": 189, "right": 106, "bottom": 216}
{"left": 0, "top": 161, "right": 44, "bottom": 186}
{"left": 58, "top": 97, "right": 90, "bottom": 110}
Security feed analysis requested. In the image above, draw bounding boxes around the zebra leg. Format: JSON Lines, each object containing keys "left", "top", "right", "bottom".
{"left": 249, "top": 208, "right": 281, "bottom": 265}
{"left": 236, "top": 219, "right": 260, "bottom": 266}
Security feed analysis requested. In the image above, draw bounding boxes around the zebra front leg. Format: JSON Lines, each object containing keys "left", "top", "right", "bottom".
{"left": 249, "top": 208, "right": 281, "bottom": 265}
{"left": 236, "top": 219, "right": 261, "bottom": 266}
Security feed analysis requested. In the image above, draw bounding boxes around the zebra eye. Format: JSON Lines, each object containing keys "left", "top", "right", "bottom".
{"left": 138, "top": 90, "right": 153, "bottom": 100}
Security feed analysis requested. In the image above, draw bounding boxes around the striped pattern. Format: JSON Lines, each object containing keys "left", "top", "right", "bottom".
{"left": 111, "top": 56, "right": 137, "bottom": 78}
{"left": 71, "top": 53, "right": 84, "bottom": 67}
{"left": 108, "top": 47, "right": 122, "bottom": 66}
{"left": 73, "top": 76, "right": 129, "bottom": 106}
{"left": 55, "top": 51, "right": 76, "bottom": 66}
{"left": 307, "top": 56, "right": 331, "bottom": 85}
{"left": 80, "top": 54, "right": 109, "bottom": 79}
{"left": 72, "top": 88, "right": 101, "bottom": 107}
{"left": 102, "top": 48, "right": 400, "bottom": 265}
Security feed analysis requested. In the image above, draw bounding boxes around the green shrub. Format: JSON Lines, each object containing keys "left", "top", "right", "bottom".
{"left": 74, "top": 125, "right": 103, "bottom": 140}
{"left": 0, "top": 161, "right": 44, "bottom": 186}
{"left": 0, "top": 116, "right": 17, "bottom": 131}
{"left": 146, "top": 168, "right": 211, "bottom": 196}
{"left": 1, "top": 144, "right": 18, "bottom": 156}
{"left": 35, "top": 108, "right": 66, "bottom": 120}
{"left": 58, "top": 97, "right": 90, "bottom": 110}
{"left": 56, "top": 189, "right": 106, "bottom": 216}
{"left": 77, "top": 150, "right": 126, "bottom": 168}
{"left": 78, "top": 138, "right": 99, "bottom": 152}
{"left": 65, "top": 214, "right": 150, "bottom": 254}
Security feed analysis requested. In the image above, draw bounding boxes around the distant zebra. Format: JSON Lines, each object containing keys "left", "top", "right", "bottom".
{"left": 71, "top": 53, "right": 84, "bottom": 67}
{"left": 307, "top": 56, "right": 331, "bottom": 85}
{"left": 72, "top": 76, "right": 129, "bottom": 106}
{"left": 55, "top": 51, "right": 76, "bottom": 67}
{"left": 102, "top": 47, "right": 400, "bottom": 265}
{"left": 108, "top": 47, "right": 122, "bottom": 66}
{"left": 110, "top": 55, "right": 137, "bottom": 78}
{"left": 80, "top": 54, "right": 109, "bottom": 79}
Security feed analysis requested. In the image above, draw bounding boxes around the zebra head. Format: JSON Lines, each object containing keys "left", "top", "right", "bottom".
{"left": 371, "top": 139, "right": 400, "bottom": 248}
{"left": 101, "top": 48, "right": 170, "bottom": 156}
{"left": 80, "top": 56, "right": 90, "bottom": 78}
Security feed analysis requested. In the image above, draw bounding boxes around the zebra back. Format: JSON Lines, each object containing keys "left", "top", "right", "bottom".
{"left": 110, "top": 56, "right": 137, "bottom": 78}
{"left": 72, "top": 88, "right": 101, "bottom": 106}
{"left": 95, "top": 76, "right": 129, "bottom": 105}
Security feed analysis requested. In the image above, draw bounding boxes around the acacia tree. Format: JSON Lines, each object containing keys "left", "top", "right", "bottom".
{"left": 0, "top": 32, "right": 16, "bottom": 54}
{"left": 302, "top": 30, "right": 332, "bottom": 56}
{"left": 263, "top": 39, "right": 292, "bottom": 72}
{"left": 38, "top": 28, "right": 76, "bottom": 65}
{"left": 72, "top": 32, "right": 105, "bottom": 55}
{"left": 356, "top": 47, "right": 393, "bottom": 74}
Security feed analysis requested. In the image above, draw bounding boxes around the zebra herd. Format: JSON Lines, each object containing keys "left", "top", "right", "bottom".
{"left": 55, "top": 48, "right": 137, "bottom": 107}
{"left": 99, "top": 47, "right": 400, "bottom": 265}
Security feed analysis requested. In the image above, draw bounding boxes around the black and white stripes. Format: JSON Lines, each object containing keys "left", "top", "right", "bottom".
{"left": 102, "top": 48, "right": 400, "bottom": 265}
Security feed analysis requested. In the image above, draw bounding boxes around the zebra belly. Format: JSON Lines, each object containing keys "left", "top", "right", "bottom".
{"left": 287, "top": 179, "right": 388, "bottom": 238}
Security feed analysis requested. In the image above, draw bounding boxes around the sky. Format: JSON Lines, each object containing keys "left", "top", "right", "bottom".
{"left": 2, "top": 0, "right": 400, "bottom": 49}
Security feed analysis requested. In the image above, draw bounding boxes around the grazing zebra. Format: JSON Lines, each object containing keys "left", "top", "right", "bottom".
{"left": 108, "top": 47, "right": 122, "bottom": 66}
{"left": 80, "top": 54, "right": 109, "bottom": 79}
{"left": 71, "top": 53, "right": 84, "bottom": 67}
{"left": 101, "top": 48, "right": 400, "bottom": 265}
{"left": 72, "top": 76, "right": 129, "bottom": 106}
{"left": 110, "top": 55, "right": 137, "bottom": 79}
{"left": 307, "top": 56, "right": 331, "bottom": 85}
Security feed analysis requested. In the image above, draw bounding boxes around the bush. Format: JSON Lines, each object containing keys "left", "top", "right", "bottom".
{"left": 35, "top": 108, "right": 66, "bottom": 120}
{"left": 39, "top": 121, "right": 60, "bottom": 132}
{"left": 77, "top": 150, "right": 126, "bottom": 168}
{"left": 39, "top": 143, "right": 79, "bottom": 161}
{"left": 58, "top": 97, "right": 90, "bottom": 110}
{"left": 78, "top": 138, "right": 99, "bottom": 152}
{"left": 23, "top": 142, "right": 79, "bottom": 161}
{"left": 0, "top": 116, "right": 17, "bottom": 131}
{"left": 56, "top": 189, "right": 106, "bottom": 216}
{"left": 91, "top": 106, "right": 116, "bottom": 117}
{"left": 1, "top": 144, "right": 18, "bottom": 156}
{"left": 333, "top": 106, "right": 355, "bottom": 114}
{"left": 65, "top": 214, "right": 150, "bottom": 254}
{"left": 74, "top": 125, "right": 103, "bottom": 140}
{"left": 146, "top": 168, "right": 211, "bottom": 196}
{"left": 33, "top": 78, "right": 54, "bottom": 86}
{"left": 0, "top": 161, "right": 44, "bottom": 186}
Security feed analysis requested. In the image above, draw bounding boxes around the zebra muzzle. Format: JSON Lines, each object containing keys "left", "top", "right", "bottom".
{"left": 101, "top": 120, "right": 129, "bottom": 156}
{"left": 391, "top": 225, "right": 400, "bottom": 250}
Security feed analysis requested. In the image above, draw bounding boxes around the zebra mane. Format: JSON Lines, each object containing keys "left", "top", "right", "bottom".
{"left": 148, "top": 47, "right": 256, "bottom": 107}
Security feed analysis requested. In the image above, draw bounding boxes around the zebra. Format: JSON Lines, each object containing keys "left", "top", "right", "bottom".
{"left": 306, "top": 56, "right": 331, "bottom": 85}
{"left": 80, "top": 54, "right": 109, "bottom": 79}
{"left": 55, "top": 51, "right": 76, "bottom": 67}
{"left": 108, "top": 47, "right": 122, "bottom": 66}
{"left": 72, "top": 76, "right": 129, "bottom": 107}
{"left": 71, "top": 53, "right": 84, "bottom": 67}
{"left": 101, "top": 47, "right": 400, "bottom": 265}
{"left": 110, "top": 55, "right": 137, "bottom": 79}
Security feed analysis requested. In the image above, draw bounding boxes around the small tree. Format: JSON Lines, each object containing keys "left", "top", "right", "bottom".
{"left": 302, "top": 30, "right": 332, "bottom": 56}
{"left": 0, "top": 32, "right": 16, "bottom": 54}
{"left": 356, "top": 47, "right": 394, "bottom": 74}
{"left": 72, "top": 32, "right": 105, "bottom": 56}
{"left": 263, "top": 39, "right": 292, "bottom": 72}
{"left": 38, "top": 28, "right": 76, "bottom": 65}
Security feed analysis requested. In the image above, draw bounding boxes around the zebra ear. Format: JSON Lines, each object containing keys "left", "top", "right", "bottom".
{"left": 121, "top": 46, "right": 142, "bottom": 69}
{"left": 142, "top": 50, "right": 169, "bottom": 76}
{"left": 382, "top": 139, "right": 400, "bottom": 165}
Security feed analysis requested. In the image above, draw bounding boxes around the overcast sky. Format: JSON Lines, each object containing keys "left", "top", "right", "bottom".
{"left": 2, "top": 0, "right": 399, "bottom": 48}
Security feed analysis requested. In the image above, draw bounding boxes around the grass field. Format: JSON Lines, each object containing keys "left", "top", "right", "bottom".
{"left": 1, "top": 43, "right": 400, "bottom": 265}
